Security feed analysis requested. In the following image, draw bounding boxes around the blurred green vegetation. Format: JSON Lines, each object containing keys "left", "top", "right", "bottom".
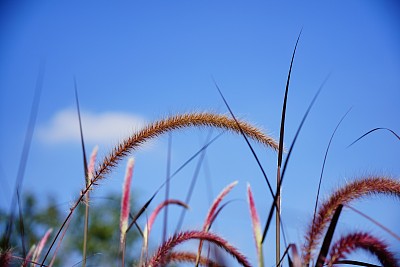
{"left": 0, "top": 192, "right": 141, "bottom": 266}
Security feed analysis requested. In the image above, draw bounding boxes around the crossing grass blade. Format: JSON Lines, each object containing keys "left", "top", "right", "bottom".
{"left": 74, "top": 77, "right": 89, "bottom": 185}
{"left": 2, "top": 61, "right": 45, "bottom": 250}
{"left": 74, "top": 77, "right": 89, "bottom": 267}
{"left": 315, "top": 204, "right": 343, "bottom": 267}
{"left": 17, "top": 189, "right": 26, "bottom": 257}
{"left": 175, "top": 130, "right": 213, "bottom": 233}
{"left": 312, "top": 108, "right": 351, "bottom": 233}
{"left": 344, "top": 204, "right": 400, "bottom": 241}
{"left": 276, "top": 29, "right": 302, "bottom": 265}
{"left": 127, "top": 132, "right": 223, "bottom": 236}
{"left": 334, "top": 260, "right": 382, "bottom": 267}
{"left": 213, "top": 78, "right": 275, "bottom": 199}
{"left": 162, "top": 133, "right": 172, "bottom": 249}
{"left": 277, "top": 244, "right": 291, "bottom": 267}
{"left": 261, "top": 75, "right": 328, "bottom": 244}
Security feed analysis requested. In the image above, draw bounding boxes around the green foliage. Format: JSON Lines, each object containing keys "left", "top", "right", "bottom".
{"left": 66, "top": 194, "right": 141, "bottom": 266}
{"left": 0, "top": 192, "right": 141, "bottom": 266}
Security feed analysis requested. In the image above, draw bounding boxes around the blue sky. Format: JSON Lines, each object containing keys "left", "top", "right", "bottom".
{"left": 1, "top": 1, "right": 399, "bottom": 266}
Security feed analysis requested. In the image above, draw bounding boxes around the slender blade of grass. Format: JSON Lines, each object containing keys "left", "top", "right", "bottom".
{"left": 208, "top": 199, "right": 240, "bottom": 229}
{"left": 175, "top": 130, "right": 213, "bottom": 233}
{"left": 74, "top": 77, "right": 89, "bottom": 267}
{"left": 126, "top": 193, "right": 156, "bottom": 234}
{"left": 261, "top": 75, "right": 327, "bottom": 244}
{"left": 17, "top": 189, "right": 26, "bottom": 257}
{"left": 48, "top": 216, "right": 72, "bottom": 267}
{"left": 280, "top": 75, "right": 328, "bottom": 183}
{"left": 277, "top": 29, "right": 302, "bottom": 168}
{"left": 277, "top": 244, "right": 291, "bottom": 267}
{"left": 276, "top": 243, "right": 295, "bottom": 267}
{"left": 334, "top": 260, "right": 381, "bottom": 267}
{"left": 213, "top": 79, "right": 275, "bottom": 199}
{"left": 126, "top": 133, "right": 223, "bottom": 236}
{"left": 162, "top": 133, "right": 172, "bottom": 249}
{"left": 312, "top": 108, "right": 351, "bottom": 232}
{"left": 347, "top": 127, "right": 400, "bottom": 148}
{"left": 41, "top": 179, "right": 95, "bottom": 266}
{"left": 2, "top": 60, "right": 45, "bottom": 250}
{"left": 70, "top": 253, "right": 102, "bottom": 267}
{"left": 345, "top": 204, "right": 400, "bottom": 241}
{"left": 74, "top": 77, "right": 89, "bottom": 185}
{"left": 170, "top": 132, "right": 223, "bottom": 179}
{"left": 276, "top": 29, "right": 302, "bottom": 266}
{"left": 155, "top": 132, "right": 224, "bottom": 195}
{"left": 41, "top": 118, "right": 223, "bottom": 266}
{"left": 315, "top": 204, "right": 343, "bottom": 267}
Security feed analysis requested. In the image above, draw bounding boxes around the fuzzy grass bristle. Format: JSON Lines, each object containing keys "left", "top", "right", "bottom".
{"left": 147, "top": 230, "right": 251, "bottom": 267}
{"left": 94, "top": 112, "right": 278, "bottom": 182}
{"left": 0, "top": 248, "right": 13, "bottom": 267}
{"left": 158, "top": 251, "right": 221, "bottom": 266}
{"left": 327, "top": 232, "right": 399, "bottom": 267}
{"left": 120, "top": 158, "right": 135, "bottom": 244}
{"left": 303, "top": 176, "right": 400, "bottom": 264}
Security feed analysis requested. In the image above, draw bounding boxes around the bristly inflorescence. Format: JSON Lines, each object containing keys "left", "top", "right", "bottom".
{"left": 303, "top": 176, "right": 400, "bottom": 264}
{"left": 160, "top": 251, "right": 222, "bottom": 266}
{"left": 94, "top": 112, "right": 279, "bottom": 183}
{"left": 146, "top": 230, "right": 251, "bottom": 267}
{"left": 327, "top": 232, "right": 398, "bottom": 267}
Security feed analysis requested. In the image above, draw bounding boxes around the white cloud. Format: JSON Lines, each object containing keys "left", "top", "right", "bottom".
{"left": 38, "top": 108, "right": 147, "bottom": 145}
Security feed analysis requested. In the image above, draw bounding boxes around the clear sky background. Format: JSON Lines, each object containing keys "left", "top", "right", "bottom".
{"left": 0, "top": 1, "right": 399, "bottom": 266}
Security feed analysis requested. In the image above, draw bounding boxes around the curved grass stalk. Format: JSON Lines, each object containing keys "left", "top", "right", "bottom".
{"left": 146, "top": 230, "right": 251, "bottom": 267}
{"left": 48, "top": 217, "right": 72, "bottom": 267}
{"left": 41, "top": 112, "right": 277, "bottom": 266}
{"left": 94, "top": 112, "right": 278, "bottom": 182}
{"left": 327, "top": 232, "right": 398, "bottom": 267}
{"left": 302, "top": 176, "right": 400, "bottom": 264}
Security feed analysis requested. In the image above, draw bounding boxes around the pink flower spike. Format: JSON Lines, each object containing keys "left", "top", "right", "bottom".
{"left": 203, "top": 180, "right": 238, "bottom": 231}
{"left": 120, "top": 157, "right": 135, "bottom": 244}
{"left": 147, "top": 199, "right": 189, "bottom": 238}
{"left": 147, "top": 230, "right": 251, "bottom": 267}
{"left": 142, "top": 199, "right": 189, "bottom": 255}
{"left": 196, "top": 181, "right": 237, "bottom": 266}
{"left": 32, "top": 228, "right": 52, "bottom": 264}
{"left": 22, "top": 244, "right": 36, "bottom": 267}
{"left": 87, "top": 145, "right": 98, "bottom": 183}
{"left": 247, "top": 183, "right": 264, "bottom": 267}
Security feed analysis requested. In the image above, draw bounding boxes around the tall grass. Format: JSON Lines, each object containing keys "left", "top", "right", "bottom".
{"left": 2, "top": 108, "right": 398, "bottom": 266}
{"left": 1, "top": 39, "right": 399, "bottom": 267}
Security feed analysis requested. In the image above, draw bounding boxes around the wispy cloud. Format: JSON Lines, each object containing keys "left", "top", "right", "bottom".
{"left": 38, "top": 108, "right": 147, "bottom": 145}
